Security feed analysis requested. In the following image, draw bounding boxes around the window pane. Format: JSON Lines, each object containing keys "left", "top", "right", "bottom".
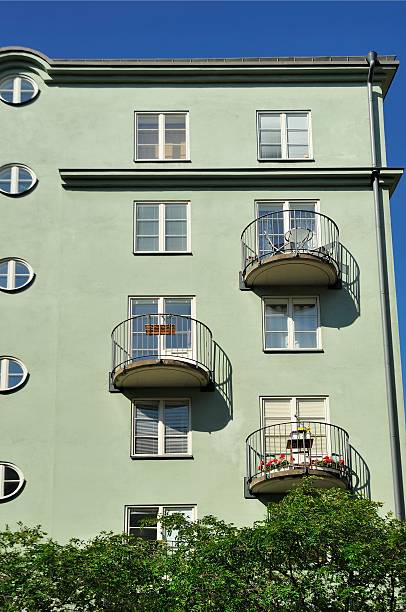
{"left": 165, "top": 220, "right": 186, "bottom": 236}
{"left": 164, "top": 402, "right": 189, "bottom": 436}
{"left": 137, "top": 115, "right": 159, "bottom": 130}
{"left": 164, "top": 143, "right": 186, "bottom": 159}
{"left": 15, "top": 262, "right": 29, "bottom": 275}
{"left": 8, "top": 360, "right": 23, "bottom": 376}
{"left": 0, "top": 91, "right": 13, "bottom": 103}
{"left": 4, "top": 466, "right": 19, "bottom": 480}
{"left": 137, "top": 144, "right": 159, "bottom": 159}
{"left": 265, "top": 303, "right": 288, "bottom": 349}
{"left": 260, "top": 145, "right": 282, "bottom": 159}
{"left": 288, "top": 145, "right": 309, "bottom": 158}
{"left": 0, "top": 167, "right": 12, "bottom": 192}
{"left": 0, "top": 262, "right": 8, "bottom": 275}
{"left": 260, "top": 130, "right": 281, "bottom": 145}
{"left": 265, "top": 332, "right": 288, "bottom": 349}
{"left": 287, "top": 131, "right": 308, "bottom": 146}
{"left": 165, "top": 130, "right": 185, "bottom": 145}
{"left": 287, "top": 114, "right": 308, "bottom": 129}
{"left": 164, "top": 299, "right": 191, "bottom": 316}
{"left": 137, "top": 130, "right": 159, "bottom": 145}
{"left": 0, "top": 79, "right": 13, "bottom": 90}
{"left": 137, "top": 220, "right": 159, "bottom": 236}
{"left": 128, "top": 508, "right": 158, "bottom": 539}
{"left": 165, "top": 236, "right": 187, "bottom": 251}
{"left": 134, "top": 438, "right": 158, "bottom": 454}
{"left": 17, "top": 168, "right": 33, "bottom": 183}
{"left": 260, "top": 114, "right": 280, "bottom": 129}
{"left": 136, "top": 236, "right": 159, "bottom": 251}
{"left": 4, "top": 482, "right": 19, "bottom": 496}
{"left": 294, "top": 332, "right": 317, "bottom": 349}
{"left": 165, "top": 203, "right": 187, "bottom": 220}
{"left": 137, "top": 204, "right": 159, "bottom": 220}
{"left": 131, "top": 299, "right": 158, "bottom": 316}
{"left": 165, "top": 114, "right": 186, "bottom": 129}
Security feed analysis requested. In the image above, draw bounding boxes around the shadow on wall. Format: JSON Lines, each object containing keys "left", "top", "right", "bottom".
{"left": 321, "top": 243, "right": 360, "bottom": 329}
{"left": 350, "top": 444, "right": 371, "bottom": 499}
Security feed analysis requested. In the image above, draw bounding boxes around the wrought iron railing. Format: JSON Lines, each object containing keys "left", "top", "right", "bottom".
{"left": 246, "top": 421, "right": 350, "bottom": 485}
{"left": 111, "top": 314, "right": 213, "bottom": 381}
{"left": 241, "top": 210, "right": 340, "bottom": 278}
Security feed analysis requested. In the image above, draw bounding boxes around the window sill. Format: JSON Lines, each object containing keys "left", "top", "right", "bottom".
{"left": 263, "top": 349, "right": 324, "bottom": 354}
{"left": 133, "top": 251, "right": 193, "bottom": 256}
{"left": 257, "top": 158, "right": 315, "bottom": 163}
{"left": 130, "top": 454, "right": 194, "bottom": 460}
{"left": 133, "top": 159, "right": 192, "bottom": 163}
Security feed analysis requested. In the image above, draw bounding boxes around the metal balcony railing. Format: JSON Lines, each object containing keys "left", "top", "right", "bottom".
{"left": 241, "top": 210, "right": 340, "bottom": 277}
{"left": 246, "top": 421, "right": 350, "bottom": 485}
{"left": 111, "top": 314, "right": 213, "bottom": 380}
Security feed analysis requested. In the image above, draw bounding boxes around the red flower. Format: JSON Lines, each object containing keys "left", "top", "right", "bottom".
{"left": 279, "top": 453, "right": 286, "bottom": 459}
{"left": 322, "top": 456, "right": 331, "bottom": 462}
{"left": 339, "top": 459, "right": 345, "bottom": 465}
{"left": 257, "top": 460, "right": 264, "bottom": 470}
{"left": 289, "top": 455, "right": 295, "bottom": 462}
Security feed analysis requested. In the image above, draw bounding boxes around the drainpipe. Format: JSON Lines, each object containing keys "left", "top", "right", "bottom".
{"left": 367, "top": 50, "right": 405, "bottom": 520}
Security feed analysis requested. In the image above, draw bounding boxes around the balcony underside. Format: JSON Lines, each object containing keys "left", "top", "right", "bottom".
{"left": 112, "top": 358, "right": 211, "bottom": 389}
{"left": 244, "top": 253, "right": 339, "bottom": 287}
{"left": 249, "top": 467, "right": 350, "bottom": 495}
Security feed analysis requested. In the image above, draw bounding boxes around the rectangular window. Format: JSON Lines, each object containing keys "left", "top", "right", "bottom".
{"left": 261, "top": 396, "right": 327, "bottom": 459}
{"left": 256, "top": 200, "right": 318, "bottom": 257}
{"left": 135, "top": 112, "right": 189, "bottom": 160}
{"left": 132, "top": 399, "right": 191, "bottom": 457}
{"left": 263, "top": 297, "right": 320, "bottom": 350}
{"left": 129, "top": 297, "right": 194, "bottom": 361}
{"left": 126, "top": 505, "right": 196, "bottom": 545}
{"left": 134, "top": 201, "right": 190, "bottom": 253}
{"left": 257, "top": 112, "right": 311, "bottom": 160}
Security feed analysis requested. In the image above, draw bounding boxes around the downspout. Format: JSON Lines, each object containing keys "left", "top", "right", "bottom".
{"left": 367, "top": 50, "right": 405, "bottom": 520}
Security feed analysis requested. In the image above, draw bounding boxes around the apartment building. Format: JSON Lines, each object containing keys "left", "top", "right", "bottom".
{"left": 0, "top": 47, "right": 405, "bottom": 541}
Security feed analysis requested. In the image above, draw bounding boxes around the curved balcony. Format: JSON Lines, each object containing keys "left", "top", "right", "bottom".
{"left": 246, "top": 421, "right": 351, "bottom": 495}
{"left": 241, "top": 210, "right": 340, "bottom": 287}
{"left": 111, "top": 314, "right": 214, "bottom": 390}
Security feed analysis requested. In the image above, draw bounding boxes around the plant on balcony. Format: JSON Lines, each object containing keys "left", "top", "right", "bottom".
{"left": 258, "top": 454, "right": 295, "bottom": 472}
{"left": 312, "top": 455, "right": 345, "bottom": 469}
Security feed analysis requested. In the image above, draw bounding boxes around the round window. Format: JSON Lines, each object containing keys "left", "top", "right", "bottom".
{"left": 0, "top": 165, "right": 36, "bottom": 195}
{"left": 0, "top": 258, "right": 34, "bottom": 291}
{"left": 0, "top": 463, "right": 24, "bottom": 500}
{"left": 0, "top": 75, "right": 38, "bottom": 105}
{"left": 0, "top": 357, "right": 28, "bottom": 392}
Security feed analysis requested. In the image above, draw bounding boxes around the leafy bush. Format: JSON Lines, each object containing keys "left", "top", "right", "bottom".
{"left": 0, "top": 481, "right": 405, "bottom": 611}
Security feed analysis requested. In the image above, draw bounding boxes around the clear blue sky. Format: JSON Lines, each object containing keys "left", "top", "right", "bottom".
{"left": 3, "top": 0, "right": 406, "bottom": 394}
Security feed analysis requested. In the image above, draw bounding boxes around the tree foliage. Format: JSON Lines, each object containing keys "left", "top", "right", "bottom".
{"left": 0, "top": 481, "right": 405, "bottom": 611}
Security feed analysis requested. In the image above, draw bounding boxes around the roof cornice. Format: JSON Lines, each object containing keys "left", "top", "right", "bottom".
{"left": 59, "top": 167, "right": 403, "bottom": 196}
{"left": 0, "top": 47, "right": 399, "bottom": 95}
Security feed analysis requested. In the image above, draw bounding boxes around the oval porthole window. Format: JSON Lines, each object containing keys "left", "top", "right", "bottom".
{"left": 0, "top": 258, "right": 34, "bottom": 291}
{"left": 0, "top": 357, "right": 28, "bottom": 392}
{"left": 0, "top": 75, "right": 38, "bottom": 105}
{"left": 0, "top": 463, "right": 24, "bottom": 501}
{"left": 0, "top": 164, "right": 36, "bottom": 195}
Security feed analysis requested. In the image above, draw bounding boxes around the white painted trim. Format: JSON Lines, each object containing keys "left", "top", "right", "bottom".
{"left": 0, "top": 462, "right": 24, "bottom": 500}
{"left": 0, "top": 164, "right": 37, "bottom": 196}
{"left": 0, "top": 74, "right": 39, "bottom": 105}
{"left": 0, "top": 356, "right": 28, "bottom": 391}
{"left": 260, "top": 395, "right": 328, "bottom": 429}
{"left": 262, "top": 296, "right": 321, "bottom": 351}
{"left": 256, "top": 111, "right": 313, "bottom": 161}
{"left": 133, "top": 200, "right": 191, "bottom": 254}
{"left": 134, "top": 111, "right": 190, "bottom": 161}
{"left": 0, "top": 258, "right": 34, "bottom": 291}
{"left": 125, "top": 504, "right": 197, "bottom": 540}
{"left": 131, "top": 398, "right": 192, "bottom": 458}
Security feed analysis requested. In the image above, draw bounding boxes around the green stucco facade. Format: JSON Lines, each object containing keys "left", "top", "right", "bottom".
{"left": 0, "top": 48, "right": 405, "bottom": 540}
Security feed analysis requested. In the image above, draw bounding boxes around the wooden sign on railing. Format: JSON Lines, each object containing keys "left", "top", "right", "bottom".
{"left": 145, "top": 324, "right": 176, "bottom": 336}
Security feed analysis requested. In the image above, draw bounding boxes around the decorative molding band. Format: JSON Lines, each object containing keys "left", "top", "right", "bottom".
{"left": 59, "top": 167, "right": 403, "bottom": 195}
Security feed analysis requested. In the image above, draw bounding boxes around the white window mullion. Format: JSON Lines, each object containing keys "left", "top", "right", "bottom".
{"left": 281, "top": 113, "right": 288, "bottom": 159}
{"left": 13, "top": 77, "right": 21, "bottom": 104}
{"left": 159, "top": 203, "right": 165, "bottom": 252}
{"left": 283, "top": 200, "right": 290, "bottom": 236}
{"left": 158, "top": 402, "right": 165, "bottom": 455}
{"left": 159, "top": 114, "right": 165, "bottom": 160}
{"left": 7, "top": 260, "right": 15, "bottom": 290}
{"left": 288, "top": 299, "right": 294, "bottom": 349}
{"left": 0, "top": 465, "right": 4, "bottom": 497}
{"left": 0, "top": 359, "right": 8, "bottom": 390}
{"left": 10, "top": 166, "right": 19, "bottom": 195}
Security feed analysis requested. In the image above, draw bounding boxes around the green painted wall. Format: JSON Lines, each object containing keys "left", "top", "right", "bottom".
{"left": 0, "top": 61, "right": 404, "bottom": 540}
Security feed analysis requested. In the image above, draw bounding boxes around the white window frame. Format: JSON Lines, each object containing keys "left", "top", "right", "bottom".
{"left": 0, "top": 74, "right": 39, "bottom": 105}
{"left": 262, "top": 296, "right": 321, "bottom": 352}
{"left": 260, "top": 396, "right": 329, "bottom": 430}
{"left": 0, "top": 164, "right": 37, "bottom": 196}
{"left": 256, "top": 111, "right": 313, "bottom": 161}
{"left": 256, "top": 199, "right": 320, "bottom": 222}
{"left": 125, "top": 504, "right": 197, "bottom": 541}
{"left": 133, "top": 201, "right": 191, "bottom": 254}
{"left": 134, "top": 111, "right": 190, "bottom": 161}
{"left": 0, "top": 463, "right": 25, "bottom": 500}
{"left": 0, "top": 258, "right": 34, "bottom": 291}
{"left": 128, "top": 296, "right": 196, "bottom": 362}
{"left": 0, "top": 356, "right": 28, "bottom": 392}
{"left": 131, "top": 398, "right": 192, "bottom": 458}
